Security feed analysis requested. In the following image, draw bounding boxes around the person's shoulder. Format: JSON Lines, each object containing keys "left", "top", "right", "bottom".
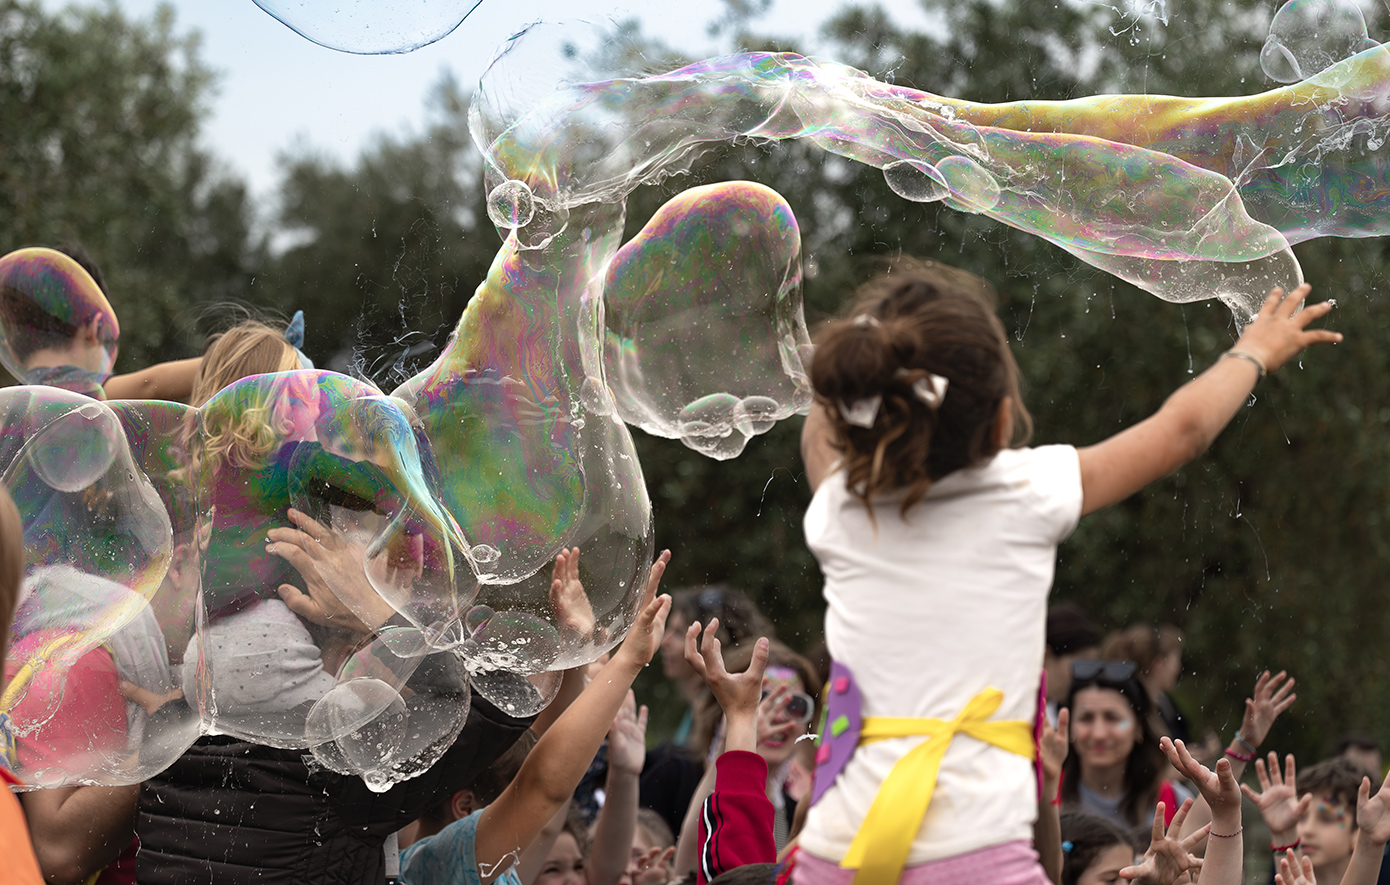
{"left": 400, "top": 810, "right": 486, "bottom": 884}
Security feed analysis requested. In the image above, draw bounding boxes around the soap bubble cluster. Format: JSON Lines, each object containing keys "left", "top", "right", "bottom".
{"left": 15, "top": 9, "right": 1390, "bottom": 789}
{"left": 252, "top": 0, "right": 482, "bottom": 54}
{"left": 0, "top": 248, "right": 119, "bottom": 394}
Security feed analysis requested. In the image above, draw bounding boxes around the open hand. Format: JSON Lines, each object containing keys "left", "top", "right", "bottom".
{"left": 1040, "top": 707, "right": 1069, "bottom": 783}
{"left": 268, "top": 508, "right": 395, "bottom": 633}
{"left": 1162, "top": 737, "right": 1242, "bottom": 821}
{"left": 1240, "top": 670, "right": 1297, "bottom": 748}
{"left": 684, "top": 616, "right": 770, "bottom": 722}
{"left": 1232, "top": 285, "right": 1342, "bottom": 375}
{"left": 607, "top": 689, "right": 649, "bottom": 777}
{"left": 1356, "top": 767, "right": 1390, "bottom": 845}
{"left": 1241, "top": 753, "right": 1310, "bottom": 837}
{"left": 625, "top": 845, "right": 675, "bottom": 885}
{"left": 1120, "top": 798, "right": 1207, "bottom": 884}
{"left": 1275, "top": 848, "right": 1317, "bottom": 885}
{"left": 549, "top": 547, "right": 596, "bottom": 641}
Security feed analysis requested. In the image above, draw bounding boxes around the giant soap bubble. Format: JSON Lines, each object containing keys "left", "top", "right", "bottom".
{"left": 253, "top": 0, "right": 483, "bottom": 54}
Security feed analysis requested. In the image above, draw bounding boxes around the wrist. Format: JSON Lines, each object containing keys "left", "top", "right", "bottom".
{"left": 1356, "top": 829, "right": 1387, "bottom": 849}
{"left": 1270, "top": 829, "right": 1299, "bottom": 848}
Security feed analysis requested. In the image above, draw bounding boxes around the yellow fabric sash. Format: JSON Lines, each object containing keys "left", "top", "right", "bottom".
{"left": 840, "top": 687, "right": 1035, "bottom": 885}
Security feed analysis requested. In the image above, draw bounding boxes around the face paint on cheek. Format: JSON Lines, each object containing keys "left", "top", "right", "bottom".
{"left": 1316, "top": 801, "right": 1351, "bottom": 829}
{"left": 1114, "top": 718, "right": 1133, "bottom": 733}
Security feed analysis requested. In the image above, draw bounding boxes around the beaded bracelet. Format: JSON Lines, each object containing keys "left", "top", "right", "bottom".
{"left": 1271, "top": 838, "right": 1302, "bottom": 852}
{"left": 1234, "top": 730, "right": 1259, "bottom": 754}
{"left": 1210, "top": 826, "right": 1243, "bottom": 839}
{"left": 1225, "top": 747, "right": 1255, "bottom": 762}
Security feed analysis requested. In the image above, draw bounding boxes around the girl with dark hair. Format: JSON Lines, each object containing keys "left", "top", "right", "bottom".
{"left": 794, "top": 258, "right": 1337, "bottom": 884}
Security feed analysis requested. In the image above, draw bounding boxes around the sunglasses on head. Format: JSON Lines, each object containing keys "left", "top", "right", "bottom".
{"left": 1070, "top": 659, "right": 1138, "bottom": 683}
{"left": 762, "top": 689, "right": 816, "bottom": 724}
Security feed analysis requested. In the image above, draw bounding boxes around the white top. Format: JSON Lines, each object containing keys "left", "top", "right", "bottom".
{"left": 798, "top": 445, "right": 1083, "bottom": 865}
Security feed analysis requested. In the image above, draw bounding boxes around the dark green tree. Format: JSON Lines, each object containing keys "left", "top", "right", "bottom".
{"left": 0, "top": 0, "right": 260, "bottom": 371}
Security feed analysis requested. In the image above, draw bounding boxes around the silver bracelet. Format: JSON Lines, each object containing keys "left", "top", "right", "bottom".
{"left": 1223, "top": 349, "right": 1267, "bottom": 378}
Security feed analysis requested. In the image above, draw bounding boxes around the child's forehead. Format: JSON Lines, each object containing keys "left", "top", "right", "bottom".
{"left": 1305, "top": 793, "right": 1351, "bottom": 813}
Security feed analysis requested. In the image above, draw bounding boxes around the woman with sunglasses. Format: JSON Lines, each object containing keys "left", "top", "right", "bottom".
{"left": 1061, "top": 660, "right": 1191, "bottom": 830}
{"left": 1062, "top": 661, "right": 1297, "bottom": 837}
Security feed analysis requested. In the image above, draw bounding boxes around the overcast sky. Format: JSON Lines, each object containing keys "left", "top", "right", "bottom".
{"left": 76, "top": 0, "right": 936, "bottom": 201}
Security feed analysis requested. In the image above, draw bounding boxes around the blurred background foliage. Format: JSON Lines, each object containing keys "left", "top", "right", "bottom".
{"left": 5, "top": 0, "right": 1390, "bottom": 772}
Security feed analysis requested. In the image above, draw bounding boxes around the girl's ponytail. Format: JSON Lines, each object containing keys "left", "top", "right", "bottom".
{"left": 810, "top": 258, "right": 1031, "bottom": 516}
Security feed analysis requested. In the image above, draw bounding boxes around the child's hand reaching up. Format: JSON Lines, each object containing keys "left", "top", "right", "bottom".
{"left": 1162, "top": 737, "right": 1243, "bottom": 885}
{"left": 1240, "top": 753, "right": 1309, "bottom": 849}
{"left": 1340, "top": 767, "right": 1390, "bottom": 885}
{"left": 1276, "top": 849, "right": 1317, "bottom": 885}
{"left": 1040, "top": 708, "right": 1069, "bottom": 789}
{"left": 684, "top": 616, "right": 770, "bottom": 753}
{"left": 607, "top": 690, "right": 648, "bottom": 778}
{"left": 1120, "top": 799, "right": 1207, "bottom": 884}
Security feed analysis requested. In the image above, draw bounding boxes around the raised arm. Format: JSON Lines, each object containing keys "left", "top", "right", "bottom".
{"left": 1078, "top": 285, "right": 1339, "bottom": 515}
{"left": 1034, "top": 707, "right": 1069, "bottom": 885}
{"left": 475, "top": 551, "right": 670, "bottom": 883}
{"left": 586, "top": 691, "right": 648, "bottom": 885}
{"left": 1341, "top": 768, "right": 1390, "bottom": 885}
{"left": 104, "top": 357, "right": 202, "bottom": 402}
{"left": 1161, "top": 738, "right": 1245, "bottom": 885}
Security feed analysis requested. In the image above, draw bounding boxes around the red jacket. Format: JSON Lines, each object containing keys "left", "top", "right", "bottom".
{"left": 696, "top": 751, "right": 777, "bottom": 885}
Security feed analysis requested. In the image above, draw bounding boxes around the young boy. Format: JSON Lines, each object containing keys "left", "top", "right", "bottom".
{"left": 399, "top": 549, "right": 671, "bottom": 885}
{"left": 1247, "top": 754, "right": 1390, "bottom": 884}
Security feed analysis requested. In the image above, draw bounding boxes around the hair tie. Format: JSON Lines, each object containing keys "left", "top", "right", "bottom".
{"left": 852, "top": 313, "right": 881, "bottom": 328}
{"left": 838, "top": 395, "right": 881, "bottom": 428}
{"left": 1061, "top": 841, "right": 1074, "bottom": 854}
{"left": 895, "top": 368, "right": 949, "bottom": 408}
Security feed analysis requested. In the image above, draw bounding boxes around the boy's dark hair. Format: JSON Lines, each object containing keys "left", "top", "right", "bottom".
{"left": 810, "top": 257, "right": 1032, "bottom": 517}
{"left": 56, "top": 242, "right": 107, "bottom": 296}
{"left": 560, "top": 801, "right": 590, "bottom": 858}
{"left": 1333, "top": 732, "right": 1381, "bottom": 756}
{"left": 419, "top": 728, "right": 537, "bottom": 827}
{"left": 708, "top": 863, "right": 776, "bottom": 885}
{"left": 0, "top": 283, "right": 79, "bottom": 361}
{"left": 1059, "top": 812, "right": 1135, "bottom": 885}
{"left": 1046, "top": 604, "right": 1101, "bottom": 656}
{"left": 1300, "top": 757, "right": 1375, "bottom": 825}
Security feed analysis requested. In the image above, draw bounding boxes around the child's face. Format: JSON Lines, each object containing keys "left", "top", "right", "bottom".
{"left": 536, "top": 832, "right": 586, "bottom": 885}
{"left": 1076, "top": 843, "right": 1136, "bottom": 885}
{"left": 759, "top": 666, "right": 810, "bottom": 767}
{"left": 1296, "top": 794, "right": 1355, "bottom": 872}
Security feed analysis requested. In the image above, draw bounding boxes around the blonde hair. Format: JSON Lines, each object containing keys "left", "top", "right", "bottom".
{"left": 191, "top": 321, "right": 299, "bottom": 408}
{"left": 187, "top": 320, "right": 301, "bottom": 477}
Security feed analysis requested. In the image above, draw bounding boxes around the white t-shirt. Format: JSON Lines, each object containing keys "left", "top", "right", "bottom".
{"left": 798, "top": 445, "right": 1083, "bottom": 865}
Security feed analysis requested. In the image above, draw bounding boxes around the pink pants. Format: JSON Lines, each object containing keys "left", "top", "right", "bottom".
{"left": 792, "top": 841, "right": 1051, "bottom": 885}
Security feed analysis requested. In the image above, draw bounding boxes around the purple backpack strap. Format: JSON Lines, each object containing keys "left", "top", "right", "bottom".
{"left": 810, "top": 660, "right": 863, "bottom": 807}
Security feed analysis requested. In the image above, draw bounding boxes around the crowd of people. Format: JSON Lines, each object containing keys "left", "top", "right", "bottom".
{"left": 0, "top": 245, "right": 1386, "bottom": 885}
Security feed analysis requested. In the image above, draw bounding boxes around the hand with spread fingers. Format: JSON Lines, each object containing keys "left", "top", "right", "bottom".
{"left": 267, "top": 507, "right": 395, "bottom": 634}
{"left": 684, "top": 615, "right": 771, "bottom": 754}
{"left": 1240, "top": 753, "right": 1310, "bottom": 847}
{"left": 1276, "top": 848, "right": 1317, "bottom": 885}
{"left": 1240, "top": 670, "right": 1297, "bottom": 749}
{"left": 1120, "top": 798, "right": 1207, "bottom": 884}
{"left": 1230, "top": 285, "right": 1342, "bottom": 376}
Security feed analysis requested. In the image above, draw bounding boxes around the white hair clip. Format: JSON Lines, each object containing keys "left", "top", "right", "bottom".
{"left": 897, "top": 369, "right": 949, "bottom": 408}
{"left": 838, "top": 395, "right": 881, "bottom": 428}
{"left": 852, "top": 314, "right": 881, "bottom": 328}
